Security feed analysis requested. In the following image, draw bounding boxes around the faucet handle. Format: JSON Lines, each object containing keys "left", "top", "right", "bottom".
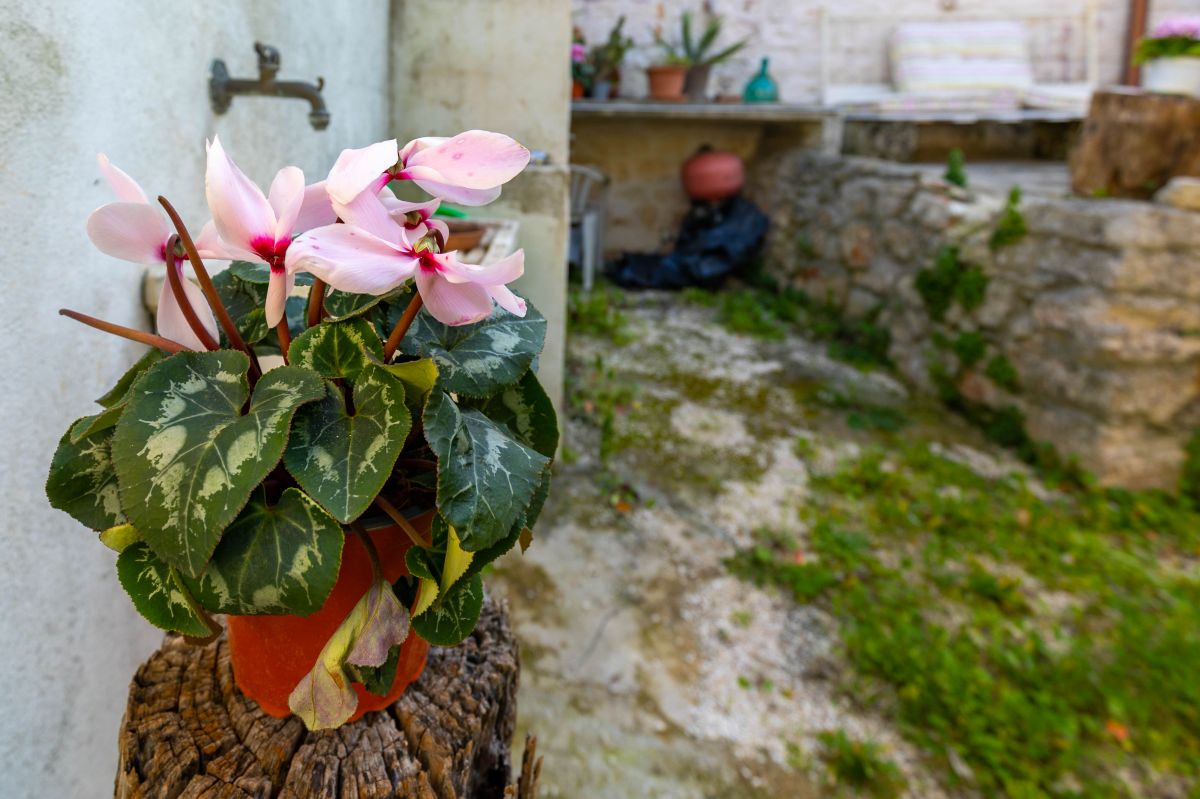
{"left": 254, "top": 42, "right": 281, "bottom": 69}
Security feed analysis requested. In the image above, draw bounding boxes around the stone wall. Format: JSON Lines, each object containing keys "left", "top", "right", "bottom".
{"left": 752, "top": 152, "right": 1200, "bottom": 489}
{"left": 572, "top": 0, "right": 1198, "bottom": 104}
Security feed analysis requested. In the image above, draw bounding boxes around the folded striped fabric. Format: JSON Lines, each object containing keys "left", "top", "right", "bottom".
{"left": 892, "top": 21, "right": 1034, "bottom": 93}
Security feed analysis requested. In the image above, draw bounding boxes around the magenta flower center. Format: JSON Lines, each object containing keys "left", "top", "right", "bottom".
{"left": 251, "top": 235, "right": 291, "bottom": 272}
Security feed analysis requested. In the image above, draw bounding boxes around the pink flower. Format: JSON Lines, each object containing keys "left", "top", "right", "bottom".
{"left": 325, "top": 130, "right": 530, "bottom": 209}
{"left": 85, "top": 154, "right": 219, "bottom": 350}
{"left": 1151, "top": 16, "right": 1200, "bottom": 40}
{"left": 572, "top": 42, "right": 587, "bottom": 63}
{"left": 286, "top": 203, "right": 525, "bottom": 327}
{"left": 204, "top": 136, "right": 335, "bottom": 327}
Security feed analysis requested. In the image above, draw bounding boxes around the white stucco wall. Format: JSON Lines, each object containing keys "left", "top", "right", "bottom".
{"left": 390, "top": 0, "right": 572, "bottom": 414}
{"left": 0, "top": 3, "right": 391, "bottom": 796}
{"left": 573, "top": 0, "right": 1200, "bottom": 102}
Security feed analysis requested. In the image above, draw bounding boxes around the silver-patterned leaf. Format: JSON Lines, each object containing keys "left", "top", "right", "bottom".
{"left": 472, "top": 369, "right": 559, "bottom": 458}
{"left": 401, "top": 301, "right": 546, "bottom": 397}
{"left": 284, "top": 365, "right": 411, "bottom": 523}
{"left": 423, "top": 390, "right": 550, "bottom": 551}
{"left": 46, "top": 423, "right": 124, "bottom": 530}
{"left": 411, "top": 572, "right": 483, "bottom": 646}
{"left": 288, "top": 318, "right": 383, "bottom": 383}
{"left": 116, "top": 542, "right": 211, "bottom": 636}
{"left": 112, "top": 351, "right": 325, "bottom": 577}
{"left": 182, "top": 487, "right": 343, "bottom": 616}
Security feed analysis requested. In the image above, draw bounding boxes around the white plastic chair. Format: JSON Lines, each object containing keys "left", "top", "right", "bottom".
{"left": 569, "top": 164, "right": 608, "bottom": 292}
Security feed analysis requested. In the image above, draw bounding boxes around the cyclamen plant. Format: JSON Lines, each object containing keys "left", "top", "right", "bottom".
{"left": 1135, "top": 17, "right": 1200, "bottom": 63}
{"left": 46, "top": 130, "right": 557, "bottom": 730}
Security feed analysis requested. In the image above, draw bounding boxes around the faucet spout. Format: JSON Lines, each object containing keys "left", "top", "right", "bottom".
{"left": 210, "top": 42, "right": 330, "bottom": 131}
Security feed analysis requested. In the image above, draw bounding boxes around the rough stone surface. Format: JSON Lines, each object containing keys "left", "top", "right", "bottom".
{"left": 1155, "top": 176, "right": 1200, "bottom": 212}
{"left": 114, "top": 599, "right": 526, "bottom": 799}
{"left": 751, "top": 151, "right": 1200, "bottom": 488}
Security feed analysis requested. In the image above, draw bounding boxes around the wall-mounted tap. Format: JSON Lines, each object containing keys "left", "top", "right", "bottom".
{"left": 210, "top": 42, "right": 330, "bottom": 131}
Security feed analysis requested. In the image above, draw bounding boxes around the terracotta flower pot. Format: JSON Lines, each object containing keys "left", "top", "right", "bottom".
{"left": 226, "top": 512, "right": 434, "bottom": 721}
{"left": 443, "top": 220, "right": 485, "bottom": 253}
{"left": 572, "top": 79, "right": 585, "bottom": 99}
{"left": 681, "top": 145, "right": 745, "bottom": 202}
{"left": 646, "top": 64, "right": 688, "bottom": 101}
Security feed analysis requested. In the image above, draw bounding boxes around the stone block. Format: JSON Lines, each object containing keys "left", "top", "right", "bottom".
{"left": 839, "top": 222, "right": 875, "bottom": 269}
{"left": 880, "top": 220, "right": 917, "bottom": 261}
{"left": 858, "top": 256, "right": 906, "bottom": 294}
{"left": 845, "top": 287, "right": 882, "bottom": 318}
{"left": 1154, "top": 177, "right": 1200, "bottom": 212}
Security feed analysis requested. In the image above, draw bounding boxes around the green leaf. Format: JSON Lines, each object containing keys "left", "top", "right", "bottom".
{"left": 423, "top": 390, "right": 550, "bottom": 551}
{"left": 401, "top": 302, "right": 547, "bottom": 397}
{"left": 212, "top": 268, "right": 271, "bottom": 344}
{"left": 182, "top": 487, "right": 344, "bottom": 616}
{"left": 288, "top": 318, "right": 383, "bottom": 383}
{"left": 112, "top": 351, "right": 325, "bottom": 577}
{"left": 284, "top": 365, "right": 411, "bottom": 523}
{"left": 472, "top": 369, "right": 559, "bottom": 458}
{"left": 100, "top": 523, "right": 141, "bottom": 552}
{"left": 324, "top": 286, "right": 408, "bottom": 322}
{"left": 368, "top": 354, "right": 438, "bottom": 417}
{"left": 46, "top": 423, "right": 124, "bottom": 530}
{"left": 348, "top": 644, "right": 401, "bottom": 696}
{"left": 230, "top": 260, "right": 314, "bottom": 286}
{"left": 411, "top": 572, "right": 483, "bottom": 646}
{"left": 116, "top": 542, "right": 211, "bottom": 636}
{"left": 69, "top": 405, "right": 124, "bottom": 444}
{"left": 96, "top": 349, "right": 165, "bottom": 408}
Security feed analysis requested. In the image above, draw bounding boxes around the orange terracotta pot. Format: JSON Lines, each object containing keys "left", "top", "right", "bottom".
{"left": 226, "top": 513, "right": 434, "bottom": 721}
{"left": 681, "top": 146, "right": 745, "bottom": 202}
{"left": 646, "top": 64, "right": 688, "bottom": 101}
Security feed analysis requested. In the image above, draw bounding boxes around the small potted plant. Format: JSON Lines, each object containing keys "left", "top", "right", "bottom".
{"left": 48, "top": 130, "right": 558, "bottom": 730}
{"left": 654, "top": 10, "right": 748, "bottom": 102}
{"left": 571, "top": 29, "right": 591, "bottom": 98}
{"left": 1136, "top": 17, "right": 1200, "bottom": 96}
{"left": 588, "top": 15, "right": 634, "bottom": 100}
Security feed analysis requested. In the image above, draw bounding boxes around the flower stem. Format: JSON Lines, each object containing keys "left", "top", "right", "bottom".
{"left": 349, "top": 522, "right": 385, "bottom": 581}
{"left": 157, "top": 196, "right": 261, "bottom": 380}
{"left": 382, "top": 293, "right": 423, "bottom": 362}
{"left": 373, "top": 495, "right": 433, "bottom": 548}
{"left": 306, "top": 278, "right": 328, "bottom": 328}
{"left": 59, "top": 308, "right": 192, "bottom": 353}
{"left": 164, "top": 236, "right": 220, "bottom": 351}
{"left": 276, "top": 320, "right": 292, "bottom": 363}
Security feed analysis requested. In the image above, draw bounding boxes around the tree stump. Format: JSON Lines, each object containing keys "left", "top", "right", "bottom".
{"left": 115, "top": 597, "right": 540, "bottom": 799}
{"left": 1070, "top": 87, "right": 1200, "bottom": 198}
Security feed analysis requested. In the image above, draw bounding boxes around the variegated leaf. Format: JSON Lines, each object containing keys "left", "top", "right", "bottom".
{"left": 46, "top": 423, "right": 124, "bottom": 530}
{"left": 401, "top": 301, "right": 546, "bottom": 397}
{"left": 369, "top": 355, "right": 438, "bottom": 418}
{"left": 323, "top": 286, "right": 408, "bottom": 322}
{"left": 284, "top": 365, "right": 411, "bottom": 523}
{"left": 288, "top": 318, "right": 383, "bottom": 383}
{"left": 182, "top": 488, "right": 343, "bottom": 616}
{"left": 116, "top": 542, "right": 211, "bottom": 636}
{"left": 423, "top": 390, "right": 550, "bottom": 551}
{"left": 112, "top": 351, "right": 325, "bottom": 578}
{"left": 288, "top": 579, "right": 409, "bottom": 730}
{"left": 212, "top": 268, "right": 270, "bottom": 344}
{"left": 472, "top": 369, "right": 559, "bottom": 458}
{"left": 411, "top": 572, "right": 483, "bottom": 646}
{"left": 229, "top": 260, "right": 314, "bottom": 286}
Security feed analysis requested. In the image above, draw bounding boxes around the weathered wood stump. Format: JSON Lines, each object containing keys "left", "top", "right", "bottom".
{"left": 115, "top": 597, "right": 539, "bottom": 799}
{"left": 1070, "top": 87, "right": 1200, "bottom": 198}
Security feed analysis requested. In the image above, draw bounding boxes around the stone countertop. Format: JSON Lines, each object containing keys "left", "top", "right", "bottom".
{"left": 571, "top": 100, "right": 837, "bottom": 123}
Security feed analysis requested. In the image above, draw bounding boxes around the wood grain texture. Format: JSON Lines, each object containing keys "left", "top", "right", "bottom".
{"left": 115, "top": 597, "right": 536, "bottom": 799}
{"left": 1070, "top": 88, "right": 1200, "bottom": 199}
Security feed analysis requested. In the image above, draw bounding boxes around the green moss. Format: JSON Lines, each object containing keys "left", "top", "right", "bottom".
{"left": 984, "top": 354, "right": 1020, "bottom": 392}
{"left": 989, "top": 186, "right": 1028, "bottom": 251}
{"left": 954, "top": 266, "right": 989, "bottom": 312}
{"left": 951, "top": 332, "right": 987, "bottom": 368}
{"left": 944, "top": 148, "right": 968, "bottom": 189}
{"left": 569, "top": 284, "right": 634, "bottom": 344}
{"left": 818, "top": 730, "right": 907, "bottom": 798}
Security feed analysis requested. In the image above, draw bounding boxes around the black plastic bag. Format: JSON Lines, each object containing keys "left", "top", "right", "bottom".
{"left": 610, "top": 196, "right": 768, "bottom": 290}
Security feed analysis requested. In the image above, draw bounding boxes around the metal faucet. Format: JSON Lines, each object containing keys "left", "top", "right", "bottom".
{"left": 210, "top": 42, "right": 330, "bottom": 131}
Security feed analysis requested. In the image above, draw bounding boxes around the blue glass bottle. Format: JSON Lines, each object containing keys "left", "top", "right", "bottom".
{"left": 743, "top": 57, "right": 778, "bottom": 103}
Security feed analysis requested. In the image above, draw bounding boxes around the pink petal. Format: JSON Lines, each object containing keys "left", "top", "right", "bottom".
{"left": 265, "top": 268, "right": 293, "bottom": 328}
{"left": 326, "top": 140, "right": 398, "bottom": 206}
{"left": 294, "top": 181, "right": 337, "bottom": 233}
{"left": 333, "top": 188, "right": 404, "bottom": 246}
{"left": 205, "top": 136, "right": 275, "bottom": 255}
{"left": 408, "top": 176, "right": 502, "bottom": 207}
{"left": 268, "top": 166, "right": 306, "bottom": 241}
{"left": 397, "top": 136, "right": 445, "bottom": 165}
{"left": 194, "top": 220, "right": 233, "bottom": 261}
{"left": 415, "top": 269, "right": 493, "bottom": 326}
{"left": 156, "top": 268, "right": 218, "bottom": 350}
{"left": 286, "top": 225, "right": 418, "bottom": 296}
{"left": 86, "top": 202, "right": 170, "bottom": 265}
{"left": 378, "top": 193, "right": 440, "bottom": 222}
{"left": 96, "top": 154, "right": 148, "bottom": 204}
{"left": 404, "top": 130, "right": 529, "bottom": 189}
{"left": 488, "top": 284, "right": 528, "bottom": 317}
{"left": 439, "top": 249, "right": 524, "bottom": 287}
